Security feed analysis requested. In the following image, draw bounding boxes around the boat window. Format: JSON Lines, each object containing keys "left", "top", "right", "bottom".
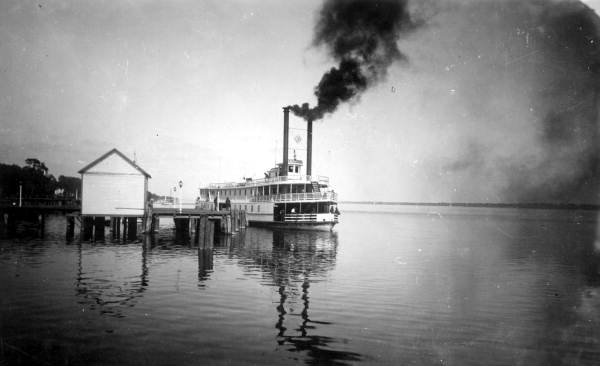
{"left": 303, "top": 203, "right": 317, "bottom": 214}
{"left": 291, "top": 184, "right": 304, "bottom": 193}
{"left": 258, "top": 205, "right": 260, "bottom": 213}
{"left": 251, "top": 205, "right": 253, "bottom": 212}
{"left": 270, "top": 185, "right": 277, "bottom": 195}
{"left": 280, "top": 184, "right": 290, "bottom": 194}
{"left": 288, "top": 166, "right": 293, "bottom": 172}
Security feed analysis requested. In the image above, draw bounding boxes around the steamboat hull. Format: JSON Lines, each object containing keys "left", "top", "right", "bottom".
{"left": 249, "top": 220, "right": 336, "bottom": 231}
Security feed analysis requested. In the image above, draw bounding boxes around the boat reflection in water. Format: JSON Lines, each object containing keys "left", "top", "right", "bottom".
{"left": 216, "top": 228, "right": 362, "bottom": 364}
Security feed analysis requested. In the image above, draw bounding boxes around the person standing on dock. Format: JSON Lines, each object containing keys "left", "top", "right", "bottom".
{"left": 214, "top": 196, "right": 218, "bottom": 211}
{"left": 225, "top": 197, "right": 231, "bottom": 211}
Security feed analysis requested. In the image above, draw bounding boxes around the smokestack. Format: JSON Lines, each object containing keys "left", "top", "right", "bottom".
{"left": 282, "top": 106, "right": 290, "bottom": 176}
{"left": 306, "top": 118, "right": 313, "bottom": 177}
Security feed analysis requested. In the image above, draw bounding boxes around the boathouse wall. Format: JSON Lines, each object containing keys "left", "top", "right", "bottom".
{"left": 78, "top": 149, "right": 151, "bottom": 216}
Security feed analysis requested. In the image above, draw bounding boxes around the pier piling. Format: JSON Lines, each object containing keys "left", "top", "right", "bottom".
{"left": 198, "top": 216, "right": 207, "bottom": 248}
{"left": 66, "top": 216, "right": 75, "bottom": 239}
{"left": 207, "top": 219, "right": 214, "bottom": 248}
{"left": 110, "top": 217, "right": 121, "bottom": 239}
{"left": 232, "top": 210, "right": 239, "bottom": 232}
{"left": 127, "top": 217, "right": 137, "bottom": 240}
{"left": 83, "top": 216, "right": 93, "bottom": 241}
{"left": 38, "top": 214, "right": 45, "bottom": 238}
{"left": 94, "top": 216, "right": 105, "bottom": 240}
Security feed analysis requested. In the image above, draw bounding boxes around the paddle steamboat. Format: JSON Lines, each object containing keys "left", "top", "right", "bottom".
{"left": 197, "top": 107, "right": 339, "bottom": 230}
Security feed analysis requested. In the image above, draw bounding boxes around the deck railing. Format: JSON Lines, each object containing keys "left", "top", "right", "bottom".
{"left": 284, "top": 213, "right": 318, "bottom": 222}
{"left": 250, "top": 191, "right": 338, "bottom": 203}
{"left": 0, "top": 197, "right": 80, "bottom": 208}
{"left": 208, "top": 175, "right": 329, "bottom": 189}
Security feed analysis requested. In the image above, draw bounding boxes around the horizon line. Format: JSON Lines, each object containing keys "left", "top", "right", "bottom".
{"left": 339, "top": 201, "right": 600, "bottom": 210}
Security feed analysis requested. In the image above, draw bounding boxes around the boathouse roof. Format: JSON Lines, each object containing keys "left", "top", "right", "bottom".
{"left": 77, "top": 148, "right": 152, "bottom": 178}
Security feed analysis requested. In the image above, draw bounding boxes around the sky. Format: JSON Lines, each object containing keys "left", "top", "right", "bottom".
{"left": 1, "top": 0, "right": 600, "bottom": 204}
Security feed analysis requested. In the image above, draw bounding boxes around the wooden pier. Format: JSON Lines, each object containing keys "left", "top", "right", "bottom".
{"left": 0, "top": 199, "right": 248, "bottom": 245}
{"left": 64, "top": 206, "right": 248, "bottom": 246}
{"left": 147, "top": 206, "right": 247, "bottom": 248}
{"left": 1, "top": 149, "right": 248, "bottom": 244}
{"left": 0, "top": 198, "right": 81, "bottom": 238}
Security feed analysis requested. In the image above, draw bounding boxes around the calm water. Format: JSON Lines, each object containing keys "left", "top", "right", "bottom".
{"left": 1, "top": 206, "right": 600, "bottom": 365}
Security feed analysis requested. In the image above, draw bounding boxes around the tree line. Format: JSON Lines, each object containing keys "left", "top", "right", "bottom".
{"left": 0, "top": 158, "right": 81, "bottom": 199}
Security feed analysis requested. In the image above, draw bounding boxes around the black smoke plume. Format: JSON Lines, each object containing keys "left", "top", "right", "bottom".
{"left": 431, "top": 0, "right": 600, "bottom": 204}
{"left": 291, "top": 0, "right": 416, "bottom": 121}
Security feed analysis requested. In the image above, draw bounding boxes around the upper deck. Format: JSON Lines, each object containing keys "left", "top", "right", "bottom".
{"left": 207, "top": 174, "right": 329, "bottom": 190}
{"left": 199, "top": 156, "right": 337, "bottom": 204}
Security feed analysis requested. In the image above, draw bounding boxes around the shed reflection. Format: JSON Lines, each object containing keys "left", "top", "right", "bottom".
{"left": 75, "top": 239, "right": 150, "bottom": 318}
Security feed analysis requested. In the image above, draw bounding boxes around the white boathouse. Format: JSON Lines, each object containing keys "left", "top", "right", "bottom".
{"left": 78, "top": 148, "right": 151, "bottom": 217}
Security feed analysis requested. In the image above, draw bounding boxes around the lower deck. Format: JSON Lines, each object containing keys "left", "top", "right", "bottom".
{"left": 197, "top": 199, "right": 339, "bottom": 228}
